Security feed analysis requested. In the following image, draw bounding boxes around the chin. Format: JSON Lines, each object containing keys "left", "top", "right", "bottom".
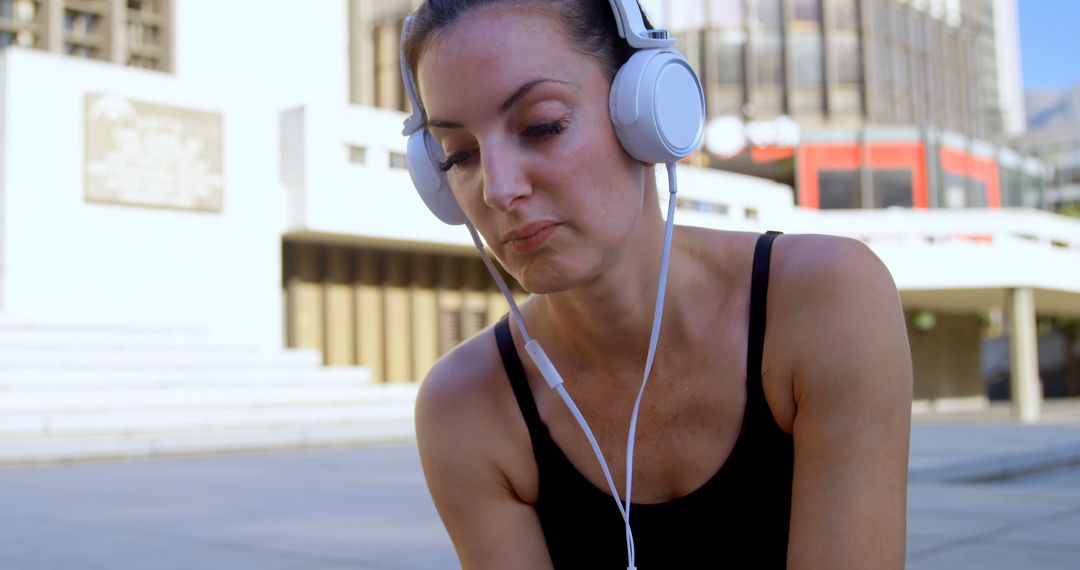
{"left": 512, "top": 258, "right": 589, "bottom": 296}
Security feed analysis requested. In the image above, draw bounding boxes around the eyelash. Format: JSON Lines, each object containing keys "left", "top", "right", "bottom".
{"left": 437, "top": 119, "right": 568, "bottom": 173}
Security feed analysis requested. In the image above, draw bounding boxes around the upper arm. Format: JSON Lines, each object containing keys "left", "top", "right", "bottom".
{"left": 415, "top": 339, "right": 554, "bottom": 570}
{"left": 783, "top": 236, "right": 913, "bottom": 569}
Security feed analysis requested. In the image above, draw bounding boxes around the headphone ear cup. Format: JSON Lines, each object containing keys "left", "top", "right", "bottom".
{"left": 406, "top": 130, "right": 468, "bottom": 225}
{"left": 609, "top": 49, "right": 705, "bottom": 164}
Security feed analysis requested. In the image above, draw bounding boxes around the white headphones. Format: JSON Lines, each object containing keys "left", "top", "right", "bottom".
{"left": 399, "top": 0, "right": 705, "bottom": 225}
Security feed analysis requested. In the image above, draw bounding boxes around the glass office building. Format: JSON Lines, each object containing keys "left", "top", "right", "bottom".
{"left": 349, "top": 0, "right": 1050, "bottom": 212}
{"left": 655, "top": 0, "right": 1050, "bottom": 210}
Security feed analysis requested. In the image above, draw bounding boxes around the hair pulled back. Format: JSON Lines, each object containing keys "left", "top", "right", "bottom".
{"left": 404, "top": 0, "right": 651, "bottom": 106}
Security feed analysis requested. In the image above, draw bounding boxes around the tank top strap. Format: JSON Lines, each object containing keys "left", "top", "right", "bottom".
{"left": 494, "top": 316, "right": 547, "bottom": 442}
{"left": 745, "top": 230, "right": 783, "bottom": 425}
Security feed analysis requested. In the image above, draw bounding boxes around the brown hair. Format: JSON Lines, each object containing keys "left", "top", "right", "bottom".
{"left": 403, "top": 0, "right": 651, "bottom": 105}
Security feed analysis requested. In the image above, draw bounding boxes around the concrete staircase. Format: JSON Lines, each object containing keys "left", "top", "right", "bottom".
{"left": 0, "top": 317, "right": 418, "bottom": 466}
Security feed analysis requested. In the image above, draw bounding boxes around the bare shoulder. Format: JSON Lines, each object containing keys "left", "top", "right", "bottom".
{"left": 768, "top": 232, "right": 911, "bottom": 395}
{"left": 771, "top": 233, "right": 913, "bottom": 568}
{"left": 772, "top": 232, "right": 895, "bottom": 296}
{"left": 415, "top": 319, "right": 541, "bottom": 503}
{"left": 417, "top": 325, "right": 506, "bottom": 423}
{"left": 416, "top": 323, "right": 551, "bottom": 567}
{"left": 768, "top": 234, "right": 911, "bottom": 362}
{"left": 416, "top": 323, "right": 528, "bottom": 469}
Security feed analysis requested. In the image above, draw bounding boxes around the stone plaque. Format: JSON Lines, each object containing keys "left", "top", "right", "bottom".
{"left": 84, "top": 94, "right": 223, "bottom": 212}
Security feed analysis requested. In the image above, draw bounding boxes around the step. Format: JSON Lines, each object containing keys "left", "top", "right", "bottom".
{"left": 0, "top": 367, "right": 374, "bottom": 389}
{"left": 0, "top": 384, "right": 416, "bottom": 414}
{"left": 0, "top": 348, "right": 323, "bottom": 369}
{"left": 0, "top": 422, "right": 417, "bottom": 467}
{"left": 0, "top": 316, "right": 208, "bottom": 337}
{"left": 0, "top": 331, "right": 261, "bottom": 353}
{"left": 0, "top": 397, "right": 420, "bottom": 438}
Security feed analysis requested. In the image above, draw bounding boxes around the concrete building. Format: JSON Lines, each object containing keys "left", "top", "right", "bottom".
{"left": 0, "top": 0, "right": 171, "bottom": 70}
{"left": 638, "top": 0, "right": 1046, "bottom": 213}
{"left": 990, "top": 0, "right": 1025, "bottom": 138}
{"left": 0, "top": 0, "right": 1077, "bottom": 451}
{"left": 1019, "top": 84, "right": 1080, "bottom": 214}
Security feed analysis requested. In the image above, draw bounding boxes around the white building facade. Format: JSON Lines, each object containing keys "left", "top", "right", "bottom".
{"left": 1, "top": 0, "right": 1078, "bottom": 424}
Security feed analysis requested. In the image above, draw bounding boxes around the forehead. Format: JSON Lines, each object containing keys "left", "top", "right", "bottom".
{"left": 416, "top": 5, "right": 596, "bottom": 118}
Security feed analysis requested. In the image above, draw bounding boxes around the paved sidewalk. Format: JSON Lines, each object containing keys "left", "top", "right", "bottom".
{"left": 905, "top": 399, "right": 1080, "bottom": 569}
{"left": 1, "top": 399, "right": 1079, "bottom": 569}
{"left": 910, "top": 398, "right": 1080, "bottom": 483}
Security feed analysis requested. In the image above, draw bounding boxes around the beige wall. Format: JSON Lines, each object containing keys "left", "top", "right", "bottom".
{"left": 908, "top": 311, "right": 986, "bottom": 403}
{"left": 283, "top": 241, "right": 519, "bottom": 382}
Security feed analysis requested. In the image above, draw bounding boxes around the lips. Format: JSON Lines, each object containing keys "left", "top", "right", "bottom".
{"left": 502, "top": 221, "right": 559, "bottom": 253}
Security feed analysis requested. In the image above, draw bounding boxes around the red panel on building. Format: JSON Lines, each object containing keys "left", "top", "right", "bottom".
{"left": 797, "top": 142, "right": 928, "bottom": 209}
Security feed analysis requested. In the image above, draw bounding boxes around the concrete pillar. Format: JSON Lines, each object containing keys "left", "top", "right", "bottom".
{"left": 43, "top": 0, "right": 63, "bottom": 53}
{"left": 410, "top": 254, "right": 439, "bottom": 381}
{"left": 355, "top": 250, "right": 385, "bottom": 383}
{"left": 1006, "top": 287, "right": 1041, "bottom": 423}
{"left": 106, "top": 0, "right": 127, "bottom": 64}
{"left": 323, "top": 248, "right": 355, "bottom": 366}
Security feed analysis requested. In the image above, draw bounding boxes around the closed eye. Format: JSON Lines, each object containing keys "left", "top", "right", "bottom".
{"left": 522, "top": 119, "right": 567, "bottom": 138}
{"left": 438, "top": 119, "right": 569, "bottom": 173}
{"left": 438, "top": 151, "right": 473, "bottom": 173}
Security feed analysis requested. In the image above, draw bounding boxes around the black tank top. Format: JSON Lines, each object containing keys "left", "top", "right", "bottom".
{"left": 493, "top": 231, "right": 793, "bottom": 569}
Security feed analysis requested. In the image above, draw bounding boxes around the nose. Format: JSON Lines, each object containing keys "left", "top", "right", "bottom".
{"left": 481, "top": 142, "right": 531, "bottom": 212}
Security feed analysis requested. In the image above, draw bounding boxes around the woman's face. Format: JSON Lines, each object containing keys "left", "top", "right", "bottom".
{"left": 417, "top": 4, "right": 646, "bottom": 294}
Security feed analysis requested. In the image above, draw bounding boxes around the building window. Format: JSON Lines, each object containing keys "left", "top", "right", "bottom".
{"left": 792, "top": 33, "right": 823, "bottom": 87}
{"left": 389, "top": 151, "right": 407, "bottom": 169}
{"left": 871, "top": 169, "right": 914, "bottom": 208}
{"left": 711, "top": 29, "right": 744, "bottom": 86}
{"left": 0, "top": 0, "right": 171, "bottom": 71}
{"left": 943, "top": 173, "right": 968, "bottom": 208}
{"left": 675, "top": 196, "right": 729, "bottom": 216}
{"left": 374, "top": 18, "right": 407, "bottom": 112}
{"left": 1, "top": 0, "right": 36, "bottom": 24}
{"left": 828, "top": 0, "right": 858, "bottom": 29}
{"left": 831, "top": 31, "right": 860, "bottom": 85}
{"left": 819, "top": 169, "right": 860, "bottom": 208}
{"left": 0, "top": 0, "right": 38, "bottom": 48}
{"left": 64, "top": 9, "right": 96, "bottom": 35}
{"left": 755, "top": 0, "right": 782, "bottom": 28}
{"left": 1002, "top": 167, "right": 1022, "bottom": 208}
{"left": 347, "top": 145, "right": 367, "bottom": 165}
{"left": 63, "top": 2, "right": 105, "bottom": 61}
{"left": 754, "top": 34, "right": 783, "bottom": 87}
{"left": 126, "top": 0, "right": 169, "bottom": 71}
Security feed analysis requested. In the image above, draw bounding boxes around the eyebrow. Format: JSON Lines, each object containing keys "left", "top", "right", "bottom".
{"left": 426, "top": 78, "right": 572, "bottom": 130}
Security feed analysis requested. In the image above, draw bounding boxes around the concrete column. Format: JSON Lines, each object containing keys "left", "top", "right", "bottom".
{"left": 323, "top": 248, "right": 355, "bottom": 366}
{"left": 43, "top": 0, "right": 63, "bottom": 53}
{"left": 383, "top": 252, "right": 412, "bottom": 383}
{"left": 1006, "top": 287, "right": 1041, "bottom": 423}
{"left": 106, "top": 0, "right": 127, "bottom": 64}
{"left": 410, "top": 254, "right": 439, "bottom": 381}
{"left": 355, "top": 250, "right": 385, "bottom": 382}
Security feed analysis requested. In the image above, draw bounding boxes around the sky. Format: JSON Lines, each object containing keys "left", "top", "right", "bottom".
{"left": 1018, "top": 0, "right": 1080, "bottom": 91}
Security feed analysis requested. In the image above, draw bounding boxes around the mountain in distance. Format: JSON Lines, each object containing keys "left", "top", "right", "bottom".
{"left": 1026, "top": 83, "right": 1080, "bottom": 131}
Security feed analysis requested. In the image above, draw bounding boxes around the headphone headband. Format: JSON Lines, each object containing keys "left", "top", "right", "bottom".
{"left": 399, "top": 0, "right": 704, "bottom": 225}
{"left": 401, "top": 2, "right": 673, "bottom": 136}
{"left": 400, "top": 15, "right": 424, "bottom": 136}
{"left": 606, "top": 0, "right": 674, "bottom": 48}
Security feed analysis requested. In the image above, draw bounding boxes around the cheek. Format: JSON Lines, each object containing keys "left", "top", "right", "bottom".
{"left": 446, "top": 171, "right": 484, "bottom": 215}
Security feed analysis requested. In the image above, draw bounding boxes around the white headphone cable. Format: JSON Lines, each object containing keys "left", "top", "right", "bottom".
{"left": 623, "top": 161, "right": 677, "bottom": 570}
{"left": 465, "top": 222, "right": 636, "bottom": 566}
{"left": 464, "top": 161, "right": 679, "bottom": 570}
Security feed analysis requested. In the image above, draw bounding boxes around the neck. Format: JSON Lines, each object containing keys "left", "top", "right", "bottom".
{"left": 527, "top": 178, "right": 691, "bottom": 387}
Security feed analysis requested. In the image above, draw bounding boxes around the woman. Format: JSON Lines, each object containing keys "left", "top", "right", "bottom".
{"left": 404, "top": 1, "right": 913, "bottom": 568}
